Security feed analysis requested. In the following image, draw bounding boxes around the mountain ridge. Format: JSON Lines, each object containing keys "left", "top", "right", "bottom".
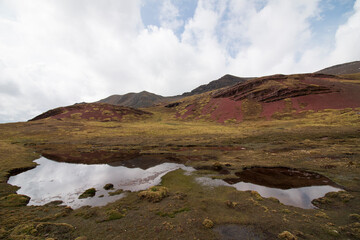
{"left": 182, "top": 74, "right": 253, "bottom": 96}
{"left": 98, "top": 74, "right": 253, "bottom": 108}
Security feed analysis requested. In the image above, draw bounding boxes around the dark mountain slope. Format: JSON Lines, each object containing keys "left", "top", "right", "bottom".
{"left": 316, "top": 61, "right": 360, "bottom": 75}
{"left": 182, "top": 74, "right": 252, "bottom": 96}
{"left": 98, "top": 91, "right": 169, "bottom": 108}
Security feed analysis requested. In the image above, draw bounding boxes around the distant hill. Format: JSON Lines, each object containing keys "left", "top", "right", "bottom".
{"left": 29, "top": 103, "right": 152, "bottom": 122}
{"left": 98, "top": 75, "right": 252, "bottom": 108}
{"left": 182, "top": 74, "right": 252, "bottom": 96}
{"left": 98, "top": 91, "right": 175, "bottom": 108}
{"left": 316, "top": 61, "right": 360, "bottom": 75}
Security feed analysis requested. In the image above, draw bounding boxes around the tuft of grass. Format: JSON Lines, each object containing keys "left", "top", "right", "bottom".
{"left": 138, "top": 186, "right": 168, "bottom": 202}
{"left": 0, "top": 194, "right": 30, "bottom": 207}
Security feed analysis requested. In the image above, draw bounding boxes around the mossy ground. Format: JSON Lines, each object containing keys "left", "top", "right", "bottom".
{"left": 0, "top": 107, "right": 359, "bottom": 239}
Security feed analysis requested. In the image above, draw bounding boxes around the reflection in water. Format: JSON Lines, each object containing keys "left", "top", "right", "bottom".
{"left": 8, "top": 157, "right": 194, "bottom": 209}
{"left": 196, "top": 177, "right": 341, "bottom": 209}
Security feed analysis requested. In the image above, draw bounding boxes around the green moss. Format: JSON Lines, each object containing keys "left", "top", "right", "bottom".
{"left": 106, "top": 209, "right": 125, "bottom": 221}
{"left": 156, "top": 207, "right": 190, "bottom": 218}
{"left": 108, "top": 189, "right": 123, "bottom": 196}
{"left": 78, "top": 188, "right": 96, "bottom": 199}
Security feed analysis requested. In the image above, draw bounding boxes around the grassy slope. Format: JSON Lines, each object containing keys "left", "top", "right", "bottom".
{"left": 0, "top": 107, "right": 359, "bottom": 239}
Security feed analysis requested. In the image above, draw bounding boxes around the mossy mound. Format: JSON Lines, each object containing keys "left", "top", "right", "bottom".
{"left": 138, "top": 186, "right": 168, "bottom": 202}
{"left": 312, "top": 191, "right": 354, "bottom": 209}
{"left": 78, "top": 188, "right": 96, "bottom": 199}
{"left": 0, "top": 194, "right": 30, "bottom": 207}
{"left": 106, "top": 209, "right": 126, "bottom": 221}
{"left": 10, "top": 222, "right": 75, "bottom": 240}
{"left": 103, "top": 183, "right": 114, "bottom": 190}
{"left": 108, "top": 189, "right": 123, "bottom": 196}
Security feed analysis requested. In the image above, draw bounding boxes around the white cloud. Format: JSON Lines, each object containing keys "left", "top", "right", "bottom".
{"left": 159, "top": 0, "right": 183, "bottom": 31}
{"left": 330, "top": 0, "right": 360, "bottom": 63}
{"left": 0, "top": 0, "right": 359, "bottom": 122}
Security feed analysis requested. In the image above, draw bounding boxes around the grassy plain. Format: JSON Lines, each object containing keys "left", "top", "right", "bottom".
{"left": 0, "top": 106, "right": 359, "bottom": 239}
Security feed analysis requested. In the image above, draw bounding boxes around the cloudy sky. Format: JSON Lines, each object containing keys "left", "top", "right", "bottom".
{"left": 0, "top": 0, "right": 359, "bottom": 123}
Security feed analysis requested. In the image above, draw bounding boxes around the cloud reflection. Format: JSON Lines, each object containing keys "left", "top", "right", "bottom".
{"left": 8, "top": 157, "right": 194, "bottom": 209}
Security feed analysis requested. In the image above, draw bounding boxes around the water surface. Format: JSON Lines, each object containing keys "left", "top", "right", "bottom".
{"left": 196, "top": 176, "right": 341, "bottom": 209}
{"left": 8, "top": 157, "right": 194, "bottom": 209}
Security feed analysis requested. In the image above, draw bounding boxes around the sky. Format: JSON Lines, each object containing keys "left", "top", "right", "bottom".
{"left": 0, "top": 0, "right": 359, "bottom": 123}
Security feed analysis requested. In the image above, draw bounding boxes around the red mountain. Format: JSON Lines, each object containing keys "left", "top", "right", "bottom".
{"left": 29, "top": 103, "right": 152, "bottom": 122}
{"left": 171, "top": 73, "right": 360, "bottom": 123}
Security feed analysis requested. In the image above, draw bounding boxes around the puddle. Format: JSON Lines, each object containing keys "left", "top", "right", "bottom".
{"left": 8, "top": 157, "right": 194, "bottom": 209}
{"left": 231, "top": 166, "right": 339, "bottom": 189}
{"left": 196, "top": 167, "right": 342, "bottom": 208}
